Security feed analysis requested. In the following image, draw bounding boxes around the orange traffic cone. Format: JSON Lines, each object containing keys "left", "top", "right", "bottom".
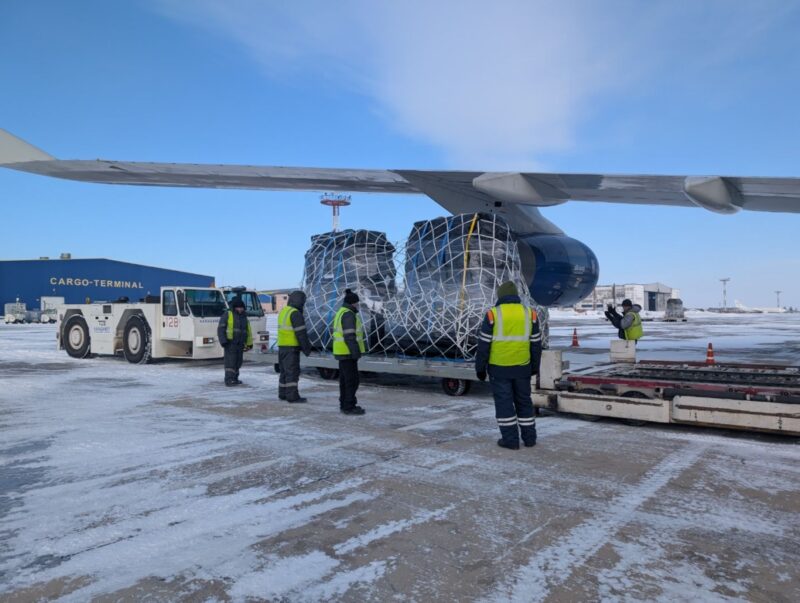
{"left": 705, "top": 343, "right": 715, "bottom": 365}
{"left": 571, "top": 328, "right": 580, "bottom": 347}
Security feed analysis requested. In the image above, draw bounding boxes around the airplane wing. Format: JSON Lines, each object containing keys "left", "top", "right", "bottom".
{"left": 3, "top": 128, "right": 800, "bottom": 235}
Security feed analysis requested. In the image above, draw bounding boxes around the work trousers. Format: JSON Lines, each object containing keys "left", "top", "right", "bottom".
{"left": 490, "top": 375, "right": 536, "bottom": 446}
{"left": 278, "top": 347, "right": 302, "bottom": 401}
{"left": 224, "top": 344, "right": 244, "bottom": 384}
{"left": 338, "top": 358, "right": 360, "bottom": 409}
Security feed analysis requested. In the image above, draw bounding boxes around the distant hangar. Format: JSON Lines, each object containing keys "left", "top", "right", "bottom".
{"left": 0, "top": 255, "right": 214, "bottom": 307}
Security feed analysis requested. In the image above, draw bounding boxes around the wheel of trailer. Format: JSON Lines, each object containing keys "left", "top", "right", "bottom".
{"left": 442, "top": 378, "right": 471, "bottom": 396}
{"left": 318, "top": 367, "right": 339, "bottom": 380}
{"left": 123, "top": 315, "right": 152, "bottom": 364}
{"left": 575, "top": 388, "right": 604, "bottom": 421}
{"left": 63, "top": 316, "right": 91, "bottom": 359}
{"left": 620, "top": 391, "right": 650, "bottom": 426}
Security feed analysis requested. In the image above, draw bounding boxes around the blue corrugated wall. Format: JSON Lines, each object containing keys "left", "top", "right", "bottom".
{"left": 0, "top": 259, "right": 214, "bottom": 307}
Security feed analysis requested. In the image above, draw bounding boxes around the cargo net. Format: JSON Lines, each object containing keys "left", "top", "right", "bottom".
{"left": 302, "top": 213, "right": 547, "bottom": 360}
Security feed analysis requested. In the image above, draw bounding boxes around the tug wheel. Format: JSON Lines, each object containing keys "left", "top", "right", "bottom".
{"left": 123, "top": 315, "right": 152, "bottom": 364}
{"left": 63, "top": 316, "right": 91, "bottom": 359}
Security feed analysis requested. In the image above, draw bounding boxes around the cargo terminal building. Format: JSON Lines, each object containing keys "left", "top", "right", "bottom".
{"left": 0, "top": 256, "right": 214, "bottom": 308}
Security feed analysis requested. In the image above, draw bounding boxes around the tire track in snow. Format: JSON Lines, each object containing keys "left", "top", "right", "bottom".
{"left": 483, "top": 441, "right": 709, "bottom": 602}
{"left": 182, "top": 435, "right": 374, "bottom": 486}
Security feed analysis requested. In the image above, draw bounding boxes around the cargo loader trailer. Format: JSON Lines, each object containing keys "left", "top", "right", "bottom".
{"left": 255, "top": 349, "right": 478, "bottom": 396}
{"left": 535, "top": 349, "right": 800, "bottom": 436}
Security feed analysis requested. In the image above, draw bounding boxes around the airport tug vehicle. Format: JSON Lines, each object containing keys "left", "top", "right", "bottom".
{"left": 535, "top": 342, "right": 800, "bottom": 436}
{"left": 57, "top": 286, "right": 268, "bottom": 363}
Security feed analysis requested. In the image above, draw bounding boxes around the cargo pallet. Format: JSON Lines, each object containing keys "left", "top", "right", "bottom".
{"left": 535, "top": 350, "right": 800, "bottom": 436}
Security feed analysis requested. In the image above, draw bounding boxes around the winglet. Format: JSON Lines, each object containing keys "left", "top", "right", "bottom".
{"left": 0, "top": 129, "right": 54, "bottom": 164}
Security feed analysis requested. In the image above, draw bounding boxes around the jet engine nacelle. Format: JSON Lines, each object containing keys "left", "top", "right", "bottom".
{"left": 517, "top": 234, "right": 600, "bottom": 307}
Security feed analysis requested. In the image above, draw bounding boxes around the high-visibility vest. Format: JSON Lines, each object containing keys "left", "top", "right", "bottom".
{"left": 624, "top": 311, "right": 643, "bottom": 341}
{"left": 332, "top": 307, "right": 366, "bottom": 355}
{"left": 277, "top": 306, "right": 299, "bottom": 346}
{"left": 488, "top": 303, "right": 535, "bottom": 366}
{"left": 226, "top": 310, "right": 253, "bottom": 347}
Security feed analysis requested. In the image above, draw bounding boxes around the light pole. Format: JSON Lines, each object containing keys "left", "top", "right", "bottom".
{"left": 720, "top": 278, "right": 730, "bottom": 310}
{"left": 776, "top": 290, "right": 782, "bottom": 308}
{"left": 320, "top": 193, "right": 351, "bottom": 232}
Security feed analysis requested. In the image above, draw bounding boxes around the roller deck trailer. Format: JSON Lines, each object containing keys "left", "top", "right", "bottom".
{"left": 535, "top": 350, "right": 800, "bottom": 436}
{"left": 256, "top": 349, "right": 478, "bottom": 396}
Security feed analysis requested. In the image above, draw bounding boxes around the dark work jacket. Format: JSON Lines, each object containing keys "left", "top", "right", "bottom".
{"left": 334, "top": 303, "right": 362, "bottom": 360}
{"left": 604, "top": 307, "right": 625, "bottom": 339}
{"left": 475, "top": 294, "right": 542, "bottom": 379}
{"left": 218, "top": 310, "right": 250, "bottom": 347}
{"left": 282, "top": 291, "right": 312, "bottom": 356}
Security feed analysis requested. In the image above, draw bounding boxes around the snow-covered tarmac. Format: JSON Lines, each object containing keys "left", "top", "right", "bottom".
{"left": 1, "top": 318, "right": 799, "bottom": 602}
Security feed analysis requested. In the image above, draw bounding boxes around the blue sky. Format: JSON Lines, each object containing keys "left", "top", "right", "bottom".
{"left": 2, "top": 0, "right": 800, "bottom": 307}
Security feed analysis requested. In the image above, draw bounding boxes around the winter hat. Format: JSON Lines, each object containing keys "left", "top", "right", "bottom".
{"left": 497, "top": 281, "right": 518, "bottom": 298}
{"left": 344, "top": 288, "right": 360, "bottom": 304}
{"left": 621, "top": 298, "right": 633, "bottom": 308}
{"left": 231, "top": 297, "right": 245, "bottom": 309}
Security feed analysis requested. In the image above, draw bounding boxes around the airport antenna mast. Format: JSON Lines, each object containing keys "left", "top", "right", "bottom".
{"left": 320, "top": 193, "right": 351, "bottom": 232}
{"left": 720, "top": 278, "right": 730, "bottom": 309}
{"left": 776, "top": 290, "right": 782, "bottom": 308}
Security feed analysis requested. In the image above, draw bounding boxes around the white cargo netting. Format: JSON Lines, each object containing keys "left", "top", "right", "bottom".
{"left": 302, "top": 213, "right": 547, "bottom": 360}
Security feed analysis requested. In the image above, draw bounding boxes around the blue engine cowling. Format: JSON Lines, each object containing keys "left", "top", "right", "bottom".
{"left": 516, "top": 234, "right": 599, "bottom": 307}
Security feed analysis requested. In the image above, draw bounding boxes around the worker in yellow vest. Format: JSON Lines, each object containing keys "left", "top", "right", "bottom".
{"left": 475, "top": 281, "right": 542, "bottom": 449}
{"left": 332, "top": 289, "right": 366, "bottom": 415}
{"left": 277, "top": 291, "right": 313, "bottom": 402}
{"left": 605, "top": 299, "right": 643, "bottom": 341}
{"left": 217, "top": 297, "right": 253, "bottom": 386}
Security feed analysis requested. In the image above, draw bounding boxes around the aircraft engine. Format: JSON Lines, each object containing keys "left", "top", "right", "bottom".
{"left": 516, "top": 234, "right": 600, "bottom": 307}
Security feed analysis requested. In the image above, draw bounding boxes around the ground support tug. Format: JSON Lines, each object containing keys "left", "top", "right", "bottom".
{"left": 536, "top": 345, "right": 800, "bottom": 436}
{"left": 57, "top": 286, "right": 268, "bottom": 363}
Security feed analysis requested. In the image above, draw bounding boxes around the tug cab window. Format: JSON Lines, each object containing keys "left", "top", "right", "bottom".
{"left": 224, "top": 291, "right": 264, "bottom": 317}
{"left": 162, "top": 290, "right": 178, "bottom": 316}
{"left": 184, "top": 289, "right": 226, "bottom": 318}
{"left": 176, "top": 290, "right": 190, "bottom": 317}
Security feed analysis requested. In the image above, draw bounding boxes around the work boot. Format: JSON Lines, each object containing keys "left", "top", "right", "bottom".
{"left": 287, "top": 397, "right": 308, "bottom": 404}
{"left": 341, "top": 406, "right": 365, "bottom": 415}
{"left": 225, "top": 381, "right": 236, "bottom": 387}
{"left": 521, "top": 425, "right": 537, "bottom": 447}
{"left": 233, "top": 379, "right": 243, "bottom": 385}
{"left": 497, "top": 438, "right": 519, "bottom": 450}
{"left": 278, "top": 394, "right": 287, "bottom": 400}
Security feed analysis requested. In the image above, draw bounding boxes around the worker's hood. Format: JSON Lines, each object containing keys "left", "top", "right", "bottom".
{"left": 625, "top": 304, "right": 643, "bottom": 313}
{"left": 288, "top": 290, "right": 306, "bottom": 310}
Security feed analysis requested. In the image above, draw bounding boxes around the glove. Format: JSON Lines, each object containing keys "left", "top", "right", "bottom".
{"left": 476, "top": 370, "right": 487, "bottom": 381}
{"left": 221, "top": 341, "right": 229, "bottom": 348}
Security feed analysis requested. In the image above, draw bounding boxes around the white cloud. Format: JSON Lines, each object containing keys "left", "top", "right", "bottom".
{"left": 151, "top": 0, "right": 797, "bottom": 168}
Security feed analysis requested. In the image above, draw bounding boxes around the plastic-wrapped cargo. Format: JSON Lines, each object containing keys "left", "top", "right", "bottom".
{"left": 302, "top": 229, "right": 396, "bottom": 351}
{"left": 383, "top": 213, "right": 537, "bottom": 358}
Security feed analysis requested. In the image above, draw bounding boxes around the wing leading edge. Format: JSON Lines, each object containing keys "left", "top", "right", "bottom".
{"left": 2, "top": 128, "right": 800, "bottom": 235}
